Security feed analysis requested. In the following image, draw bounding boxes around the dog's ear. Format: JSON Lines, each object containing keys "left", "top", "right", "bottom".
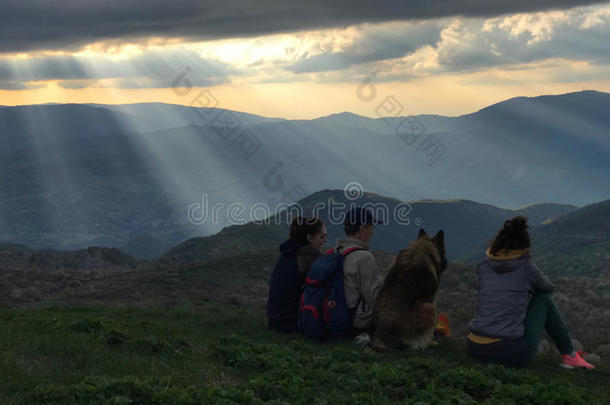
{"left": 418, "top": 228, "right": 427, "bottom": 239}
{"left": 434, "top": 230, "right": 444, "bottom": 248}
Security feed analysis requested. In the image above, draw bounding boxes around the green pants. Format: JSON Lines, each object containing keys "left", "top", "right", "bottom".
{"left": 524, "top": 293, "right": 574, "bottom": 360}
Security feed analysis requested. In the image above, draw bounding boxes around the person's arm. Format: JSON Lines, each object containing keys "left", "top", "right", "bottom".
{"left": 357, "top": 253, "right": 383, "bottom": 312}
{"left": 529, "top": 262, "right": 554, "bottom": 294}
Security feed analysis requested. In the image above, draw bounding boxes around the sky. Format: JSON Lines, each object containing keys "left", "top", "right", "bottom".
{"left": 2, "top": 0, "right": 610, "bottom": 118}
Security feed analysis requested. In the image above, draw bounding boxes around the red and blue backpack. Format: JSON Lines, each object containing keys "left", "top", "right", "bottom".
{"left": 299, "top": 247, "right": 363, "bottom": 338}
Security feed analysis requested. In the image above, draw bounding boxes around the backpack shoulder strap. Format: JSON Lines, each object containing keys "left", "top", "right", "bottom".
{"left": 341, "top": 246, "right": 364, "bottom": 256}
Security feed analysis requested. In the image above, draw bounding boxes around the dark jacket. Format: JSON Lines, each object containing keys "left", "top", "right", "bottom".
{"left": 469, "top": 251, "right": 553, "bottom": 339}
{"left": 266, "top": 239, "right": 321, "bottom": 332}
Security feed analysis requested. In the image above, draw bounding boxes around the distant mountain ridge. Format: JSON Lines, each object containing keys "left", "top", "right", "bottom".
{"left": 514, "top": 202, "right": 579, "bottom": 225}
{"left": 0, "top": 192, "right": 605, "bottom": 277}
{"left": 119, "top": 233, "right": 176, "bottom": 260}
{"left": 160, "top": 189, "right": 580, "bottom": 264}
{"left": 163, "top": 193, "right": 607, "bottom": 276}
{"left": 529, "top": 199, "right": 610, "bottom": 275}
{"left": 461, "top": 199, "right": 610, "bottom": 275}
{"left": 533, "top": 199, "right": 610, "bottom": 241}
{"left": 1, "top": 91, "right": 608, "bottom": 253}
{"left": 0, "top": 244, "right": 139, "bottom": 272}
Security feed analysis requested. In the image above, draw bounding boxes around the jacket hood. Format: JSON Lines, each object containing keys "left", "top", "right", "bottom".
{"left": 279, "top": 238, "right": 308, "bottom": 256}
{"left": 484, "top": 249, "right": 532, "bottom": 273}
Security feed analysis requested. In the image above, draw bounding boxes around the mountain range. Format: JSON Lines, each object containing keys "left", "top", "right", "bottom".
{"left": 162, "top": 189, "right": 608, "bottom": 277}
{"left": 1, "top": 90, "right": 608, "bottom": 253}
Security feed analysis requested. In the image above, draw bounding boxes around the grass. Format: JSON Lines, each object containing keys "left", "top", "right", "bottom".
{"left": 0, "top": 303, "right": 608, "bottom": 404}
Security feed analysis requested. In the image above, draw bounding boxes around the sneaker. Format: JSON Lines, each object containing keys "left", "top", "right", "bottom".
{"left": 560, "top": 351, "right": 595, "bottom": 370}
{"left": 352, "top": 333, "right": 371, "bottom": 346}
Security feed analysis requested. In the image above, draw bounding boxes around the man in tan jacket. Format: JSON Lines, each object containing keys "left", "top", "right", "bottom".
{"left": 334, "top": 207, "right": 387, "bottom": 339}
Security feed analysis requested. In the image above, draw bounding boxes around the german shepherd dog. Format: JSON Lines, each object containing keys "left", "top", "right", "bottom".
{"left": 371, "top": 229, "right": 447, "bottom": 351}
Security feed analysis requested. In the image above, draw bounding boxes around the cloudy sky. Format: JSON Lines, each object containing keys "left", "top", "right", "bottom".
{"left": 1, "top": 0, "right": 610, "bottom": 118}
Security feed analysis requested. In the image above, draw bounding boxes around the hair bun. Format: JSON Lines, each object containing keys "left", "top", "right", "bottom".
{"left": 509, "top": 216, "right": 528, "bottom": 232}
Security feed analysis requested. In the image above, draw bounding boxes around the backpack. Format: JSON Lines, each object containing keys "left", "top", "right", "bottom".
{"left": 298, "top": 246, "right": 363, "bottom": 338}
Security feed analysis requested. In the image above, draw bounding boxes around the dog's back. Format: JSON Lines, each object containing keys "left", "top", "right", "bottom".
{"left": 371, "top": 229, "right": 446, "bottom": 351}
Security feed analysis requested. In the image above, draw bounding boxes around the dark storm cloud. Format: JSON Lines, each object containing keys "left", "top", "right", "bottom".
{"left": 287, "top": 21, "right": 442, "bottom": 73}
{"left": 0, "top": 80, "right": 46, "bottom": 90}
{"left": 0, "top": 49, "right": 234, "bottom": 89}
{"left": 0, "top": 0, "right": 606, "bottom": 53}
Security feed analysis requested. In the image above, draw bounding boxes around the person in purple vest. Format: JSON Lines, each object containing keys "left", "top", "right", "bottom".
{"left": 266, "top": 216, "right": 327, "bottom": 333}
{"left": 468, "top": 216, "right": 595, "bottom": 369}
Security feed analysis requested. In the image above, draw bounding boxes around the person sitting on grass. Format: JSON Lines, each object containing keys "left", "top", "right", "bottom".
{"left": 334, "top": 207, "right": 387, "bottom": 343}
{"left": 467, "top": 216, "right": 595, "bottom": 370}
{"left": 266, "top": 216, "right": 327, "bottom": 333}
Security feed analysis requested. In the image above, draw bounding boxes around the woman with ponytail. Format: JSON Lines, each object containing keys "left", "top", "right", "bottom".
{"left": 266, "top": 216, "right": 327, "bottom": 333}
{"left": 467, "top": 216, "right": 595, "bottom": 369}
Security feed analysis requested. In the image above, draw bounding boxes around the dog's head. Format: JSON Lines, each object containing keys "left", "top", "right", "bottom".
{"left": 417, "top": 228, "right": 447, "bottom": 278}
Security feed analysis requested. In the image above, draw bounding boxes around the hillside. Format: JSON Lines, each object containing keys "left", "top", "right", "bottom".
{"left": 1, "top": 91, "right": 609, "bottom": 254}
{"left": 161, "top": 189, "right": 583, "bottom": 263}
{"left": 1, "top": 247, "right": 609, "bottom": 403}
{"left": 1, "top": 304, "right": 608, "bottom": 404}
{"left": 160, "top": 222, "right": 286, "bottom": 264}
{"left": 0, "top": 241, "right": 31, "bottom": 251}
{"left": 530, "top": 199, "right": 610, "bottom": 276}
{"left": 463, "top": 91, "right": 610, "bottom": 134}
{"left": 2, "top": 215, "right": 609, "bottom": 403}
{"left": 461, "top": 199, "right": 610, "bottom": 276}
{"left": 119, "top": 233, "right": 176, "bottom": 260}
{"left": 515, "top": 202, "right": 578, "bottom": 225}
{"left": 0, "top": 244, "right": 139, "bottom": 273}
{"left": 7, "top": 247, "right": 610, "bottom": 355}
{"left": 532, "top": 199, "right": 610, "bottom": 242}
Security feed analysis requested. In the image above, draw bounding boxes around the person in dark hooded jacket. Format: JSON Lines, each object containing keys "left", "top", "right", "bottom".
{"left": 468, "top": 216, "right": 594, "bottom": 369}
{"left": 266, "top": 216, "right": 327, "bottom": 333}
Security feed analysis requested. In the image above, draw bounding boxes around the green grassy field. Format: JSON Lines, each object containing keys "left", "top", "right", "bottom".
{"left": 1, "top": 303, "right": 608, "bottom": 404}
